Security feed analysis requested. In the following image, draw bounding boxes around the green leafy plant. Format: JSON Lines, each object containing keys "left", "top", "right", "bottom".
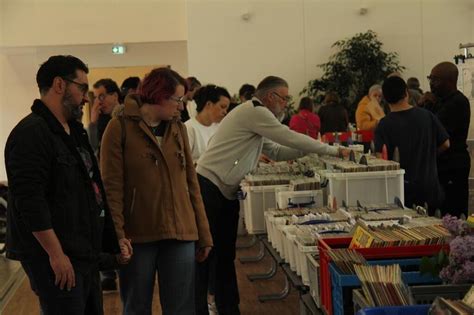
{"left": 301, "top": 30, "right": 405, "bottom": 119}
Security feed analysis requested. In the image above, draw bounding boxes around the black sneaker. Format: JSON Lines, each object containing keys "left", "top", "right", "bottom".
{"left": 101, "top": 278, "right": 117, "bottom": 291}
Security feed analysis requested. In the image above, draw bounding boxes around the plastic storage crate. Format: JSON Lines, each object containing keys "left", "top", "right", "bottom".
{"left": 306, "top": 253, "right": 321, "bottom": 307}
{"left": 318, "top": 237, "right": 449, "bottom": 315}
{"left": 353, "top": 284, "right": 472, "bottom": 314}
{"left": 330, "top": 258, "right": 441, "bottom": 315}
{"left": 241, "top": 184, "right": 288, "bottom": 234}
{"left": 410, "top": 284, "right": 472, "bottom": 304}
{"left": 296, "top": 239, "right": 317, "bottom": 283}
{"left": 356, "top": 305, "right": 430, "bottom": 315}
{"left": 325, "top": 170, "right": 405, "bottom": 206}
{"left": 276, "top": 190, "right": 323, "bottom": 209}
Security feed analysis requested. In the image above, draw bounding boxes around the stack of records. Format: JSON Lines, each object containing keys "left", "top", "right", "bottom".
{"left": 354, "top": 264, "right": 411, "bottom": 307}
{"left": 328, "top": 249, "right": 367, "bottom": 274}
{"left": 289, "top": 176, "right": 321, "bottom": 191}
{"left": 350, "top": 222, "right": 450, "bottom": 248}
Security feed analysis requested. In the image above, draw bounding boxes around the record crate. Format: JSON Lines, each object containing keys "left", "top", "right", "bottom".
{"left": 241, "top": 184, "right": 288, "bottom": 234}
{"left": 355, "top": 305, "right": 430, "bottom": 315}
{"left": 330, "top": 258, "right": 441, "bottom": 315}
{"left": 317, "top": 237, "right": 449, "bottom": 315}
{"left": 353, "top": 284, "right": 472, "bottom": 314}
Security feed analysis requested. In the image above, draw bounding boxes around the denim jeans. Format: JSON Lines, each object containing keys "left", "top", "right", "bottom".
{"left": 21, "top": 260, "right": 102, "bottom": 315}
{"left": 119, "top": 239, "right": 196, "bottom": 315}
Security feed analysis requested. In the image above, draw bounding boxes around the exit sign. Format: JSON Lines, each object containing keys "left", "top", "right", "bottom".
{"left": 112, "top": 44, "right": 126, "bottom": 55}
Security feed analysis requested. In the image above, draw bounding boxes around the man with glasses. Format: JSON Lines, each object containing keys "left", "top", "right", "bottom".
{"left": 91, "top": 79, "right": 122, "bottom": 291}
{"left": 195, "top": 76, "right": 348, "bottom": 315}
{"left": 89, "top": 79, "right": 121, "bottom": 156}
{"left": 4, "top": 55, "right": 130, "bottom": 314}
{"left": 427, "top": 62, "right": 471, "bottom": 218}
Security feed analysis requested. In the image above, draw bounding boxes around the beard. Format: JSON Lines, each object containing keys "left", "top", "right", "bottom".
{"left": 62, "top": 90, "right": 83, "bottom": 121}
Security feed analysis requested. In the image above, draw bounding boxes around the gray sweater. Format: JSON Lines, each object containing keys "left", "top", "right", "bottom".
{"left": 196, "top": 98, "right": 339, "bottom": 200}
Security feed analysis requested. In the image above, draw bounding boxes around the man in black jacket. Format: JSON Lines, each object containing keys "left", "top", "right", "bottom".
{"left": 4, "top": 55, "right": 131, "bottom": 315}
{"left": 428, "top": 62, "right": 471, "bottom": 218}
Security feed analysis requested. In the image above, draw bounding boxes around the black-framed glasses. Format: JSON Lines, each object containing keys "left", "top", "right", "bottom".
{"left": 61, "top": 77, "right": 89, "bottom": 94}
{"left": 97, "top": 93, "right": 114, "bottom": 101}
{"left": 272, "top": 92, "right": 291, "bottom": 102}
{"left": 169, "top": 96, "right": 185, "bottom": 104}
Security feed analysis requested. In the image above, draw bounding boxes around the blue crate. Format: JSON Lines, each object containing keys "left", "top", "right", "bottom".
{"left": 330, "top": 258, "right": 440, "bottom": 315}
{"left": 356, "top": 305, "right": 430, "bottom": 315}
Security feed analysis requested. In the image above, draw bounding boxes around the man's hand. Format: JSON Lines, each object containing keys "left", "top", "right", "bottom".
{"left": 90, "top": 98, "right": 101, "bottom": 124}
{"left": 49, "top": 252, "right": 75, "bottom": 290}
{"left": 195, "top": 246, "right": 212, "bottom": 263}
{"left": 118, "top": 238, "right": 133, "bottom": 263}
{"left": 338, "top": 147, "right": 350, "bottom": 158}
{"left": 259, "top": 154, "right": 274, "bottom": 164}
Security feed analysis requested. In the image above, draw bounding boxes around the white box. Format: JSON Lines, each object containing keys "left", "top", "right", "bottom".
{"left": 296, "top": 241, "right": 318, "bottom": 284}
{"left": 276, "top": 190, "right": 324, "bottom": 209}
{"left": 325, "top": 170, "right": 405, "bottom": 206}
{"left": 306, "top": 253, "right": 321, "bottom": 307}
{"left": 241, "top": 184, "right": 288, "bottom": 234}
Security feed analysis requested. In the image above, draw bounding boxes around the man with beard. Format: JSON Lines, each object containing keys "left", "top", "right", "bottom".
{"left": 428, "top": 62, "right": 471, "bottom": 218}
{"left": 195, "top": 76, "right": 348, "bottom": 315}
{"left": 4, "top": 55, "right": 131, "bottom": 314}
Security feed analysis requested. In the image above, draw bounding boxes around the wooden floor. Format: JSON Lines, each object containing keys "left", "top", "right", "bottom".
{"left": 3, "top": 236, "right": 300, "bottom": 315}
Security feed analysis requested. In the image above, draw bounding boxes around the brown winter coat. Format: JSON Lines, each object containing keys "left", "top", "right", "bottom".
{"left": 100, "top": 95, "right": 213, "bottom": 247}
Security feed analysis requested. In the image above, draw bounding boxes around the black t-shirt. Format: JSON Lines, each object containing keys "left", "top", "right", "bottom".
{"left": 432, "top": 91, "right": 471, "bottom": 170}
{"left": 375, "top": 107, "right": 449, "bottom": 208}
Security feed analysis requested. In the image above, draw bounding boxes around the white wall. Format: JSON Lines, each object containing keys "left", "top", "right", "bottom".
{"left": 1, "top": 0, "right": 187, "bottom": 47}
{"left": 0, "top": 41, "right": 188, "bottom": 180}
{"left": 0, "top": 0, "right": 189, "bottom": 181}
{"left": 187, "top": 0, "right": 473, "bottom": 96}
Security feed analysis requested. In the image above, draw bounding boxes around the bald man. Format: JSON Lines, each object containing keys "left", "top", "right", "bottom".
{"left": 428, "top": 61, "right": 470, "bottom": 218}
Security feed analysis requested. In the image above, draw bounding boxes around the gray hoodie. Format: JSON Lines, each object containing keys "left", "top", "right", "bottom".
{"left": 196, "top": 98, "right": 339, "bottom": 200}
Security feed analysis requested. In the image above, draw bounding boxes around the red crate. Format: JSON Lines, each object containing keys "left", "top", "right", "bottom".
{"left": 317, "top": 237, "right": 449, "bottom": 315}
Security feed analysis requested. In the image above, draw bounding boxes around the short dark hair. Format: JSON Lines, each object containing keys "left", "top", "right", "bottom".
{"left": 194, "top": 84, "right": 231, "bottom": 113}
{"left": 93, "top": 78, "right": 121, "bottom": 96}
{"left": 298, "top": 97, "right": 314, "bottom": 111}
{"left": 186, "top": 77, "right": 201, "bottom": 91}
{"left": 382, "top": 76, "right": 407, "bottom": 104}
{"left": 239, "top": 84, "right": 256, "bottom": 101}
{"left": 407, "top": 77, "right": 420, "bottom": 90}
{"left": 121, "top": 76, "right": 141, "bottom": 95}
{"left": 139, "top": 67, "right": 186, "bottom": 105}
{"left": 36, "top": 55, "right": 89, "bottom": 94}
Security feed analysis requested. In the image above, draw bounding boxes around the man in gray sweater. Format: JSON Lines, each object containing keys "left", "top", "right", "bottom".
{"left": 195, "top": 76, "right": 345, "bottom": 315}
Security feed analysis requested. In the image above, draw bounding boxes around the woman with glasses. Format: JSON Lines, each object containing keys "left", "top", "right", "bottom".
{"left": 100, "top": 67, "right": 213, "bottom": 315}
{"left": 185, "top": 84, "right": 231, "bottom": 164}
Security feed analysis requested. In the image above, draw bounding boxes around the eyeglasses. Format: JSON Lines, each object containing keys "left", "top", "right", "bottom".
{"left": 272, "top": 92, "right": 291, "bottom": 102}
{"left": 62, "top": 77, "right": 89, "bottom": 94}
{"left": 169, "top": 96, "right": 185, "bottom": 104}
{"left": 97, "top": 93, "right": 113, "bottom": 102}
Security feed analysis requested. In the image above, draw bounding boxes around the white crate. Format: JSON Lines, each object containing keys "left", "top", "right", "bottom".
{"left": 285, "top": 234, "right": 298, "bottom": 272}
{"left": 271, "top": 217, "right": 289, "bottom": 254}
{"left": 237, "top": 200, "right": 247, "bottom": 236}
{"left": 296, "top": 241, "right": 317, "bottom": 284}
{"left": 276, "top": 190, "right": 324, "bottom": 209}
{"left": 241, "top": 184, "right": 288, "bottom": 234}
{"left": 274, "top": 186, "right": 290, "bottom": 208}
{"left": 325, "top": 170, "right": 405, "bottom": 206}
{"left": 306, "top": 253, "right": 321, "bottom": 307}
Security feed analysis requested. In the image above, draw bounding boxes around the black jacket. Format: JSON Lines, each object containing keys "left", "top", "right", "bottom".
{"left": 4, "top": 100, "right": 119, "bottom": 268}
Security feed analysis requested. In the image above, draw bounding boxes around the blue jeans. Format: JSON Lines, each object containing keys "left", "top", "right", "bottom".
{"left": 119, "top": 240, "right": 196, "bottom": 315}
